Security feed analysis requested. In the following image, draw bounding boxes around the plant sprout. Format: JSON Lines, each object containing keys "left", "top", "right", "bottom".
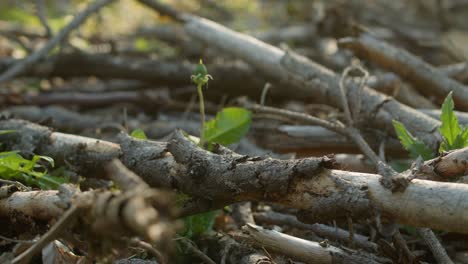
{"left": 191, "top": 59, "right": 213, "bottom": 147}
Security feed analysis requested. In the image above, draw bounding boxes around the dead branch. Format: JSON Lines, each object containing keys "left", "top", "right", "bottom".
{"left": 237, "top": 224, "right": 390, "bottom": 264}
{"left": 417, "top": 228, "right": 453, "bottom": 264}
{"left": 4, "top": 182, "right": 175, "bottom": 262}
{"left": 4, "top": 89, "right": 171, "bottom": 109}
{"left": 253, "top": 124, "right": 405, "bottom": 156}
{"left": 0, "top": 0, "right": 116, "bottom": 84}
{"left": 0, "top": 106, "right": 102, "bottom": 132}
{"left": 339, "top": 33, "right": 468, "bottom": 109}
{"left": 424, "top": 147, "right": 468, "bottom": 180}
{"left": 177, "top": 236, "right": 217, "bottom": 264}
{"left": 253, "top": 211, "right": 377, "bottom": 252}
{"left": 0, "top": 53, "right": 267, "bottom": 100}
{"left": 1, "top": 119, "right": 468, "bottom": 234}
{"left": 439, "top": 62, "right": 468, "bottom": 83}
{"left": 201, "top": 233, "right": 273, "bottom": 264}
{"left": 0, "top": 190, "right": 64, "bottom": 221}
{"left": 368, "top": 73, "right": 437, "bottom": 109}
{"left": 12, "top": 205, "right": 81, "bottom": 264}
{"left": 420, "top": 108, "right": 468, "bottom": 125}
{"left": 35, "top": 0, "right": 52, "bottom": 38}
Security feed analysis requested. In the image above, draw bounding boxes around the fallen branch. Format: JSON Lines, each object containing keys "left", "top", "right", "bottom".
{"left": 0, "top": 53, "right": 267, "bottom": 99}
{"left": 236, "top": 224, "right": 389, "bottom": 264}
{"left": 253, "top": 210, "right": 377, "bottom": 251}
{"left": 0, "top": 0, "right": 116, "bottom": 84}
{"left": 1, "top": 119, "right": 468, "bottom": 233}
{"left": 339, "top": 33, "right": 468, "bottom": 109}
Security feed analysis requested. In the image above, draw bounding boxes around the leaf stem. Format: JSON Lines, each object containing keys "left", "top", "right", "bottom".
{"left": 197, "top": 84, "right": 206, "bottom": 147}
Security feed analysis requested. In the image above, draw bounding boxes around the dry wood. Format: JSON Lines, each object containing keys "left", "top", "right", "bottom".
{"left": 2, "top": 180, "right": 175, "bottom": 262}
{"left": 1, "top": 119, "right": 468, "bottom": 234}
{"left": 238, "top": 224, "right": 389, "bottom": 264}
{"left": 253, "top": 211, "right": 377, "bottom": 251}
{"left": 0, "top": 190, "right": 64, "bottom": 221}
{"left": 368, "top": 73, "right": 437, "bottom": 109}
{"left": 0, "top": 0, "right": 116, "bottom": 84}
{"left": 439, "top": 62, "right": 468, "bottom": 83}
{"left": 339, "top": 33, "right": 468, "bottom": 109}
{"left": 0, "top": 53, "right": 267, "bottom": 99}
{"left": 417, "top": 228, "right": 453, "bottom": 264}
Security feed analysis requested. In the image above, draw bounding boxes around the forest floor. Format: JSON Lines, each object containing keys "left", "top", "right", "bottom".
{"left": 1, "top": 0, "right": 468, "bottom": 263}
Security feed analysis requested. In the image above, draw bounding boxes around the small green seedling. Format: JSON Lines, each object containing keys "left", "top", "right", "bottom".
{"left": 393, "top": 91, "right": 468, "bottom": 160}
{"left": 179, "top": 60, "right": 252, "bottom": 239}
{"left": 191, "top": 60, "right": 252, "bottom": 149}
{"left": 438, "top": 92, "right": 468, "bottom": 151}
{"left": 191, "top": 59, "right": 213, "bottom": 147}
{"left": 0, "top": 151, "right": 66, "bottom": 189}
{"left": 130, "top": 128, "right": 147, "bottom": 140}
{"left": 0, "top": 130, "right": 66, "bottom": 189}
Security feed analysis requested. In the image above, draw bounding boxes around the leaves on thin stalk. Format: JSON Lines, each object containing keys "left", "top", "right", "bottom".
{"left": 204, "top": 107, "right": 252, "bottom": 146}
{"left": 392, "top": 120, "right": 433, "bottom": 160}
{"left": 130, "top": 128, "right": 147, "bottom": 140}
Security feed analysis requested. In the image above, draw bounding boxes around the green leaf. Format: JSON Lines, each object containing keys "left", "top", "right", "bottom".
{"left": 439, "top": 92, "right": 462, "bottom": 150}
{"left": 130, "top": 129, "right": 147, "bottom": 140}
{"left": 392, "top": 120, "right": 433, "bottom": 160}
{"left": 203, "top": 107, "right": 252, "bottom": 146}
{"left": 450, "top": 126, "right": 468, "bottom": 150}
{"left": 0, "top": 151, "right": 65, "bottom": 189}
{"left": 182, "top": 210, "right": 219, "bottom": 238}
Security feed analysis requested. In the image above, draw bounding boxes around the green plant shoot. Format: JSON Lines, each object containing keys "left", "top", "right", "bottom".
{"left": 130, "top": 128, "right": 147, "bottom": 140}
{"left": 393, "top": 91, "right": 468, "bottom": 161}
{"left": 191, "top": 59, "right": 213, "bottom": 147}
{"left": 439, "top": 92, "right": 468, "bottom": 152}
{"left": 0, "top": 151, "right": 66, "bottom": 189}
{"left": 183, "top": 61, "right": 252, "bottom": 240}
{"left": 392, "top": 120, "right": 433, "bottom": 160}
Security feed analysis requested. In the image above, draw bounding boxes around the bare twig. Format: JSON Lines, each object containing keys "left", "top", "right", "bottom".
{"left": 0, "top": 235, "right": 35, "bottom": 244}
{"left": 417, "top": 228, "right": 454, "bottom": 264}
{"left": 392, "top": 231, "right": 416, "bottom": 263}
{"left": 244, "top": 102, "right": 382, "bottom": 166}
{"left": 176, "top": 236, "right": 217, "bottom": 264}
{"left": 339, "top": 67, "right": 355, "bottom": 125}
{"left": 0, "top": 0, "right": 115, "bottom": 84}
{"left": 130, "top": 238, "right": 166, "bottom": 264}
{"left": 35, "top": 0, "right": 52, "bottom": 37}
{"left": 240, "top": 223, "right": 389, "bottom": 264}
{"left": 104, "top": 159, "right": 149, "bottom": 190}
{"left": 260, "top": 83, "right": 271, "bottom": 106}
{"left": 12, "top": 205, "right": 80, "bottom": 264}
{"left": 339, "top": 33, "right": 468, "bottom": 109}
{"left": 253, "top": 211, "right": 377, "bottom": 251}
